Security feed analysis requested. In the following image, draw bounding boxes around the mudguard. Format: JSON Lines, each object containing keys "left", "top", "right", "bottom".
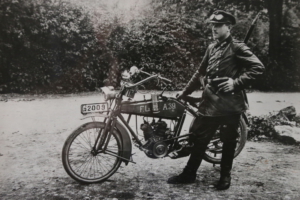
{"left": 242, "top": 112, "right": 249, "bottom": 125}
{"left": 81, "top": 114, "right": 132, "bottom": 165}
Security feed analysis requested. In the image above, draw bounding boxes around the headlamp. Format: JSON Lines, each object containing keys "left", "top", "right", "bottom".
{"left": 101, "top": 86, "right": 116, "bottom": 101}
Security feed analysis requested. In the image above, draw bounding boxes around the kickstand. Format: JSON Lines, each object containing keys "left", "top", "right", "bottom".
{"left": 130, "top": 153, "right": 136, "bottom": 164}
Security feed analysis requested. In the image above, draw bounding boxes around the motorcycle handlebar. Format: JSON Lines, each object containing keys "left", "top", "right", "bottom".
{"left": 124, "top": 75, "right": 159, "bottom": 89}
{"left": 139, "top": 67, "right": 172, "bottom": 83}
{"left": 124, "top": 72, "right": 172, "bottom": 89}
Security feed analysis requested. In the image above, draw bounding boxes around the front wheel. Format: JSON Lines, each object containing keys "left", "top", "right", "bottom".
{"left": 203, "top": 117, "right": 247, "bottom": 164}
{"left": 62, "top": 122, "right": 122, "bottom": 183}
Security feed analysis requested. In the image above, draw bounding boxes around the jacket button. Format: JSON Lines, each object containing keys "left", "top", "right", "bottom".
{"left": 232, "top": 92, "right": 234, "bottom": 95}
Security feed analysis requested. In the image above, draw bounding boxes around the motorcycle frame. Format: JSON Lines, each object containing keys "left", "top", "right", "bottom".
{"left": 89, "top": 91, "right": 199, "bottom": 164}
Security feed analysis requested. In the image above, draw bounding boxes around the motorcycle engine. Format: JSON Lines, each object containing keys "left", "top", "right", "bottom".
{"left": 140, "top": 119, "right": 171, "bottom": 158}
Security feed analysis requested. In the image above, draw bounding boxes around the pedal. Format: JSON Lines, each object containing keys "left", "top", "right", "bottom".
{"left": 168, "top": 151, "right": 178, "bottom": 159}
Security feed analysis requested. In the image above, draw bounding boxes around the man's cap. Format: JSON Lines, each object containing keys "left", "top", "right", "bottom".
{"left": 208, "top": 10, "right": 236, "bottom": 25}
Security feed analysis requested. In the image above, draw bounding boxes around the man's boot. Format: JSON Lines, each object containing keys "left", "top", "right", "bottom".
{"left": 214, "top": 167, "right": 232, "bottom": 190}
{"left": 167, "top": 140, "right": 209, "bottom": 184}
{"left": 167, "top": 166, "right": 196, "bottom": 184}
{"left": 215, "top": 141, "right": 237, "bottom": 190}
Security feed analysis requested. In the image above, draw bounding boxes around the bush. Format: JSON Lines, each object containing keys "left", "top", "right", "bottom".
{"left": 248, "top": 115, "right": 277, "bottom": 140}
{"left": 0, "top": 0, "right": 109, "bottom": 93}
{"left": 248, "top": 112, "right": 299, "bottom": 140}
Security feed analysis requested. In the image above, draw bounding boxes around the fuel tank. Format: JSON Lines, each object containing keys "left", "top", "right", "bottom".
{"left": 120, "top": 98, "right": 185, "bottom": 119}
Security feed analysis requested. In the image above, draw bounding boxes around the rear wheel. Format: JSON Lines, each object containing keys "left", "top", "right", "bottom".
{"left": 203, "top": 117, "right": 247, "bottom": 164}
{"left": 62, "top": 122, "right": 122, "bottom": 183}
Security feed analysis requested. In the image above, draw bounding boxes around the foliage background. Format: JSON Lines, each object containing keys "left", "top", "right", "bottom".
{"left": 0, "top": 0, "right": 300, "bottom": 93}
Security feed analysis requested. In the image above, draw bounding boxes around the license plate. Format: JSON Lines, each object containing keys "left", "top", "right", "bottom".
{"left": 81, "top": 103, "right": 108, "bottom": 114}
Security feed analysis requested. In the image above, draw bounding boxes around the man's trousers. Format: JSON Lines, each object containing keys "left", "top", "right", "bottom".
{"left": 186, "top": 114, "right": 241, "bottom": 174}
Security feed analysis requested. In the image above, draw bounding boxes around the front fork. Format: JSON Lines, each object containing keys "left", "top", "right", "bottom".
{"left": 92, "top": 118, "right": 114, "bottom": 154}
{"left": 93, "top": 102, "right": 120, "bottom": 154}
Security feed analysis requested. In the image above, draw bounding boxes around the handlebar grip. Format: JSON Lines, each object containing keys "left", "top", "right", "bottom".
{"left": 160, "top": 77, "right": 172, "bottom": 83}
{"left": 140, "top": 70, "right": 151, "bottom": 76}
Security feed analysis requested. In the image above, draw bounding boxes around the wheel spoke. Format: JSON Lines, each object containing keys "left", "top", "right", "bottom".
{"left": 63, "top": 123, "right": 122, "bottom": 183}
{"left": 204, "top": 119, "right": 247, "bottom": 164}
{"left": 72, "top": 139, "right": 91, "bottom": 151}
{"left": 80, "top": 131, "right": 93, "bottom": 148}
{"left": 75, "top": 154, "right": 92, "bottom": 175}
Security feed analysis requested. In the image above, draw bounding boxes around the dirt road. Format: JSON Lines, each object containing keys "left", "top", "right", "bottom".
{"left": 0, "top": 92, "right": 300, "bottom": 200}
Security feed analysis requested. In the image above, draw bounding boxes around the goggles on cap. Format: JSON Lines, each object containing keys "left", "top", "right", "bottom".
{"left": 209, "top": 14, "right": 224, "bottom": 21}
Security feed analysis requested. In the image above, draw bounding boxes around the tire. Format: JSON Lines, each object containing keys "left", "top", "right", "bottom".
{"left": 62, "top": 122, "right": 122, "bottom": 184}
{"left": 203, "top": 117, "right": 247, "bottom": 164}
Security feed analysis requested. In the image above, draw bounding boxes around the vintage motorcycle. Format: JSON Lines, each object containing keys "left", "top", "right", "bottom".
{"left": 62, "top": 66, "right": 248, "bottom": 184}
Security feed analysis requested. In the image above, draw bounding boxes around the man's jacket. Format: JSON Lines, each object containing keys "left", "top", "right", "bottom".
{"left": 182, "top": 36, "right": 265, "bottom": 116}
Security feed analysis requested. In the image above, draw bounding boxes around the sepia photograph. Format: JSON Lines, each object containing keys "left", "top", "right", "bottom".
{"left": 1, "top": 0, "right": 300, "bottom": 199}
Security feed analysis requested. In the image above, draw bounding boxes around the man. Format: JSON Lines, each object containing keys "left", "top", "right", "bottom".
{"left": 167, "top": 10, "right": 265, "bottom": 190}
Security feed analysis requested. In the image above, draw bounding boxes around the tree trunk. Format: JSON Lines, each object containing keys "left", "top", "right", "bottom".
{"left": 266, "top": 0, "right": 284, "bottom": 62}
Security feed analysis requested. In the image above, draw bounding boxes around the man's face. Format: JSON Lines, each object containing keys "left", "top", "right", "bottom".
{"left": 211, "top": 23, "right": 230, "bottom": 40}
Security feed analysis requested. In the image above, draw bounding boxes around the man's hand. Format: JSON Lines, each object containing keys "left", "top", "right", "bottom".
{"left": 176, "top": 91, "right": 185, "bottom": 99}
{"left": 217, "top": 78, "right": 235, "bottom": 93}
